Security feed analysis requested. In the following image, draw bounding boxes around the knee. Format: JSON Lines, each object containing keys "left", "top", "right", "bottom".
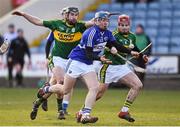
{"left": 63, "top": 87, "right": 71, "bottom": 95}
{"left": 132, "top": 81, "right": 143, "bottom": 90}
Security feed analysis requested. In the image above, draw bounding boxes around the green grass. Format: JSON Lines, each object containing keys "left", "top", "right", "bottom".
{"left": 0, "top": 88, "right": 180, "bottom": 126}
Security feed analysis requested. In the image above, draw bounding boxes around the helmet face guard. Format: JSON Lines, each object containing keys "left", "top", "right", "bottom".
{"left": 66, "top": 7, "right": 79, "bottom": 25}
{"left": 118, "top": 14, "right": 130, "bottom": 33}
{"left": 94, "top": 11, "right": 110, "bottom": 29}
{"left": 94, "top": 11, "right": 110, "bottom": 21}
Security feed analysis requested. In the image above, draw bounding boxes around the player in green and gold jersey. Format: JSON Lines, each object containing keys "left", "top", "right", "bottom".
{"left": 12, "top": 7, "right": 94, "bottom": 120}
{"left": 97, "top": 14, "right": 148, "bottom": 122}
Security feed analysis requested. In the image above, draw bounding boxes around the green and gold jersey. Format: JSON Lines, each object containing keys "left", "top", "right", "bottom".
{"left": 104, "top": 29, "right": 136, "bottom": 65}
{"left": 43, "top": 19, "right": 86, "bottom": 59}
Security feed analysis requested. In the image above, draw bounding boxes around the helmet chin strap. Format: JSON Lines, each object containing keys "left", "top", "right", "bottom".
{"left": 67, "top": 19, "right": 76, "bottom": 25}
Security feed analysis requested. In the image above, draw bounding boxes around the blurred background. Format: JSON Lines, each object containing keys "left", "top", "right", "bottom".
{"left": 0, "top": 0, "right": 179, "bottom": 89}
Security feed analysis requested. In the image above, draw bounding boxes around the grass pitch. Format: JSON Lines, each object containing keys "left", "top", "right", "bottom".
{"left": 0, "top": 88, "right": 180, "bottom": 126}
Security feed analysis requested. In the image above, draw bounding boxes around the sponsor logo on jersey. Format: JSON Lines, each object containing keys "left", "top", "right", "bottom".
{"left": 53, "top": 30, "right": 82, "bottom": 43}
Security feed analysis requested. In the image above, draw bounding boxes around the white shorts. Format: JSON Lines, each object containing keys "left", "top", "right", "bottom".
{"left": 98, "top": 64, "right": 132, "bottom": 84}
{"left": 53, "top": 56, "right": 68, "bottom": 71}
{"left": 66, "top": 59, "right": 95, "bottom": 78}
{"left": 93, "top": 60, "right": 102, "bottom": 74}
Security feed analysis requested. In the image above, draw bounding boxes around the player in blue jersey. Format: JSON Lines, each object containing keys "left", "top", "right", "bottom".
{"left": 39, "top": 11, "right": 139, "bottom": 124}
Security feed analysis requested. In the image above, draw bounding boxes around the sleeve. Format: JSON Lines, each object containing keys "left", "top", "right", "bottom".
{"left": 84, "top": 29, "right": 100, "bottom": 60}
{"left": 85, "top": 47, "right": 100, "bottom": 61}
{"left": 145, "top": 35, "right": 152, "bottom": 56}
{"left": 45, "top": 32, "right": 54, "bottom": 58}
{"left": 78, "top": 21, "right": 87, "bottom": 32}
{"left": 43, "top": 20, "right": 57, "bottom": 30}
{"left": 106, "top": 32, "right": 131, "bottom": 54}
{"left": 85, "top": 28, "right": 96, "bottom": 48}
{"left": 108, "top": 31, "right": 116, "bottom": 42}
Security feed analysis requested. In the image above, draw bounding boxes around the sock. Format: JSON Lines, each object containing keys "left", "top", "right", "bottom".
{"left": 121, "top": 100, "right": 133, "bottom": 112}
{"left": 57, "top": 98, "right": 63, "bottom": 112}
{"left": 34, "top": 98, "right": 46, "bottom": 109}
{"left": 82, "top": 107, "right": 91, "bottom": 115}
{"left": 44, "top": 86, "right": 50, "bottom": 93}
{"left": 62, "top": 101, "right": 69, "bottom": 112}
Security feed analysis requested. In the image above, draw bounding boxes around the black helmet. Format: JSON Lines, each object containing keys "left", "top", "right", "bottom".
{"left": 67, "top": 7, "right": 79, "bottom": 14}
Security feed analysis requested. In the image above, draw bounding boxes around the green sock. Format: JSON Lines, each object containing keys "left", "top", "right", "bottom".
{"left": 34, "top": 98, "right": 46, "bottom": 108}
{"left": 124, "top": 100, "right": 133, "bottom": 108}
{"left": 57, "top": 98, "right": 63, "bottom": 112}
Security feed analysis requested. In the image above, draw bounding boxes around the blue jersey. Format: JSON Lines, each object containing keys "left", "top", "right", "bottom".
{"left": 69, "top": 25, "right": 116, "bottom": 65}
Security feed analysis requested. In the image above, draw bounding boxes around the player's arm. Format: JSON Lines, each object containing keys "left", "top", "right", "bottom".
{"left": 45, "top": 32, "right": 54, "bottom": 58}
{"left": 106, "top": 41, "right": 139, "bottom": 57}
{"left": 107, "top": 31, "right": 139, "bottom": 57}
{"left": 84, "top": 29, "right": 111, "bottom": 63}
{"left": 23, "top": 39, "right": 31, "bottom": 65}
{"left": 85, "top": 47, "right": 111, "bottom": 63}
{"left": 24, "top": 40, "right": 31, "bottom": 59}
{"left": 145, "top": 35, "right": 152, "bottom": 56}
{"left": 85, "top": 18, "right": 95, "bottom": 28}
{"left": 12, "top": 11, "right": 43, "bottom": 26}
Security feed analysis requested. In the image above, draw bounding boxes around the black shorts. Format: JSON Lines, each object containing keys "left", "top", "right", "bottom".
{"left": 13, "top": 59, "right": 25, "bottom": 69}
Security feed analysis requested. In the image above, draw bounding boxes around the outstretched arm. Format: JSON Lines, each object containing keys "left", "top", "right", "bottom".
{"left": 85, "top": 18, "right": 94, "bottom": 28}
{"left": 12, "top": 11, "right": 43, "bottom": 26}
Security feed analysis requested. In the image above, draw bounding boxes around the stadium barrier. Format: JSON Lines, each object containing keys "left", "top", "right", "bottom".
{"left": 0, "top": 54, "right": 180, "bottom": 89}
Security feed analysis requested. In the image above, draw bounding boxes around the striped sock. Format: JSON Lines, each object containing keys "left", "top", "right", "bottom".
{"left": 82, "top": 107, "right": 91, "bottom": 115}
{"left": 121, "top": 100, "right": 133, "bottom": 112}
{"left": 44, "top": 86, "right": 50, "bottom": 93}
{"left": 62, "top": 101, "right": 69, "bottom": 112}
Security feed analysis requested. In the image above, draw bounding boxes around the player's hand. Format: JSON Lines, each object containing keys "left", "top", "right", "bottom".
{"left": 12, "top": 11, "right": 24, "bottom": 16}
{"left": 143, "top": 55, "right": 148, "bottom": 63}
{"left": 130, "top": 51, "right": 139, "bottom": 58}
{"left": 110, "top": 46, "right": 117, "bottom": 55}
{"left": 100, "top": 55, "right": 112, "bottom": 64}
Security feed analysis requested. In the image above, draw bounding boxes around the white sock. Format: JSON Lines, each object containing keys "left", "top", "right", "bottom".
{"left": 121, "top": 106, "right": 129, "bottom": 112}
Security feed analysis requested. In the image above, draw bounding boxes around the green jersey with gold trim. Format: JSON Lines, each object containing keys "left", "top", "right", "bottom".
{"left": 43, "top": 19, "right": 86, "bottom": 59}
{"left": 104, "top": 29, "right": 136, "bottom": 65}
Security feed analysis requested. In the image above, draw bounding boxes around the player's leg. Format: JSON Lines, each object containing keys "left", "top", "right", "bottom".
{"left": 80, "top": 72, "right": 99, "bottom": 124}
{"left": 96, "top": 64, "right": 110, "bottom": 101}
{"left": 118, "top": 72, "right": 143, "bottom": 122}
{"left": 41, "top": 66, "right": 66, "bottom": 119}
{"left": 135, "top": 71, "right": 145, "bottom": 84}
{"left": 96, "top": 83, "right": 108, "bottom": 101}
{"left": 76, "top": 64, "right": 109, "bottom": 122}
{"left": 62, "top": 88, "right": 73, "bottom": 115}
{"left": 14, "top": 61, "right": 24, "bottom": 87}
{"left": 30, "top": 66, "right": 64, "bottom": 120}
{"left": 7, "top": 57, "right": 13, "bottom": 87}
{"left": 41, "top": 75, "right": 57, "bottom": 111}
